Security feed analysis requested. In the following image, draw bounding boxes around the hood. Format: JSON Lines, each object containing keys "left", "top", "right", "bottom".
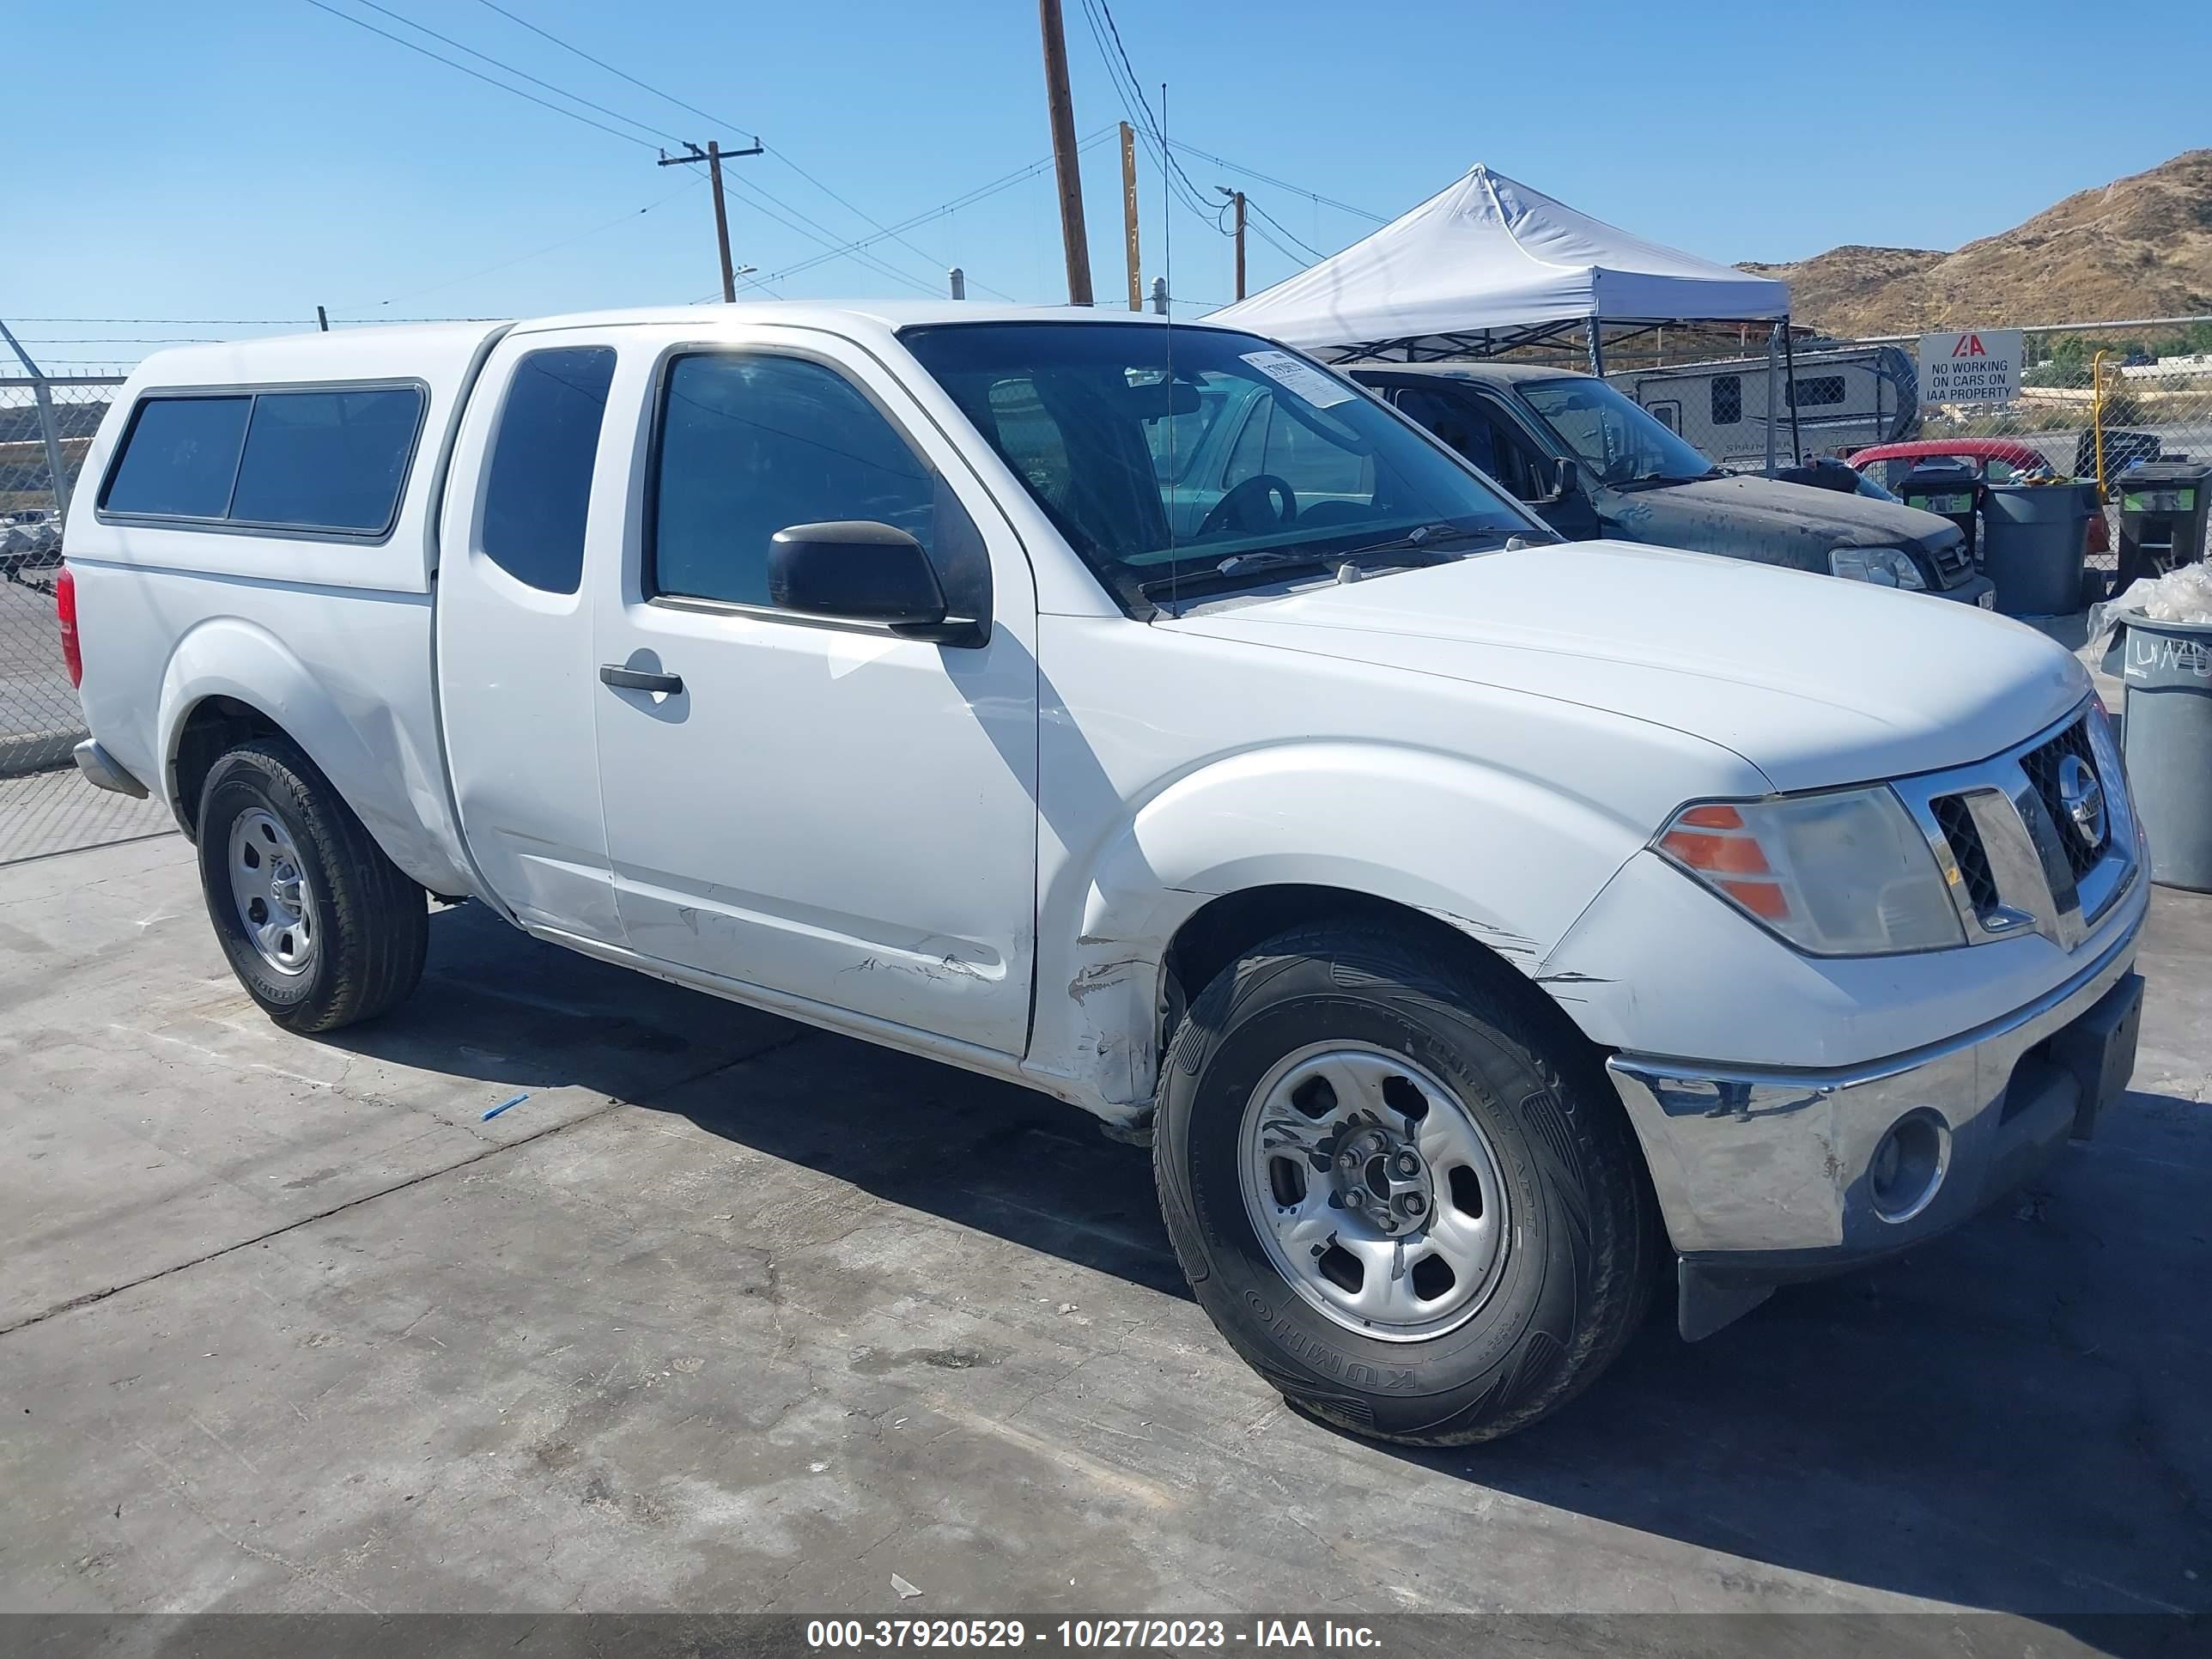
{"left": 1166, "top": 540, "right": 2087, "bottom": 794}
{"left": 1604, "top": 472, "right": 1958, "bottom": 568}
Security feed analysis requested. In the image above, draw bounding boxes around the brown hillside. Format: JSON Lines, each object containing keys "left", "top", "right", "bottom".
{"left": 1741, "top": 150, "right": 2212, "bottom": 335}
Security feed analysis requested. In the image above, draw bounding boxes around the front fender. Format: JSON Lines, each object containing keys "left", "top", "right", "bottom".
{"left": 157, "top": 614, "right": 477, "bottom": 897}
{"left": 1030, "top": 741, "right": 1652, "bottom": 1113}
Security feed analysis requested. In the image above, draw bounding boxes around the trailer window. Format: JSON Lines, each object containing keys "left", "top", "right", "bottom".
{"left": 1788, "top": 375, "right": 1846, "bottom": 409}
{"left": 1711, "top": 375, "right": 1742, "bottom": 426}
{"left": 481, "top": 347, "right": 617, "bottom": 594}
{"left": 100, "top": 397, "right": 251, "bottom": 519}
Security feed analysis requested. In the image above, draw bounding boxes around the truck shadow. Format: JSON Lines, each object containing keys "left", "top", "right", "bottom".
{"left": 313, "top": 902, "right": 2208, "bottom": 1645}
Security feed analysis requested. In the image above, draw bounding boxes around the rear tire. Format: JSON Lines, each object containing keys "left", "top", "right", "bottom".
{"left": 1153, "top": 925, "right": 1656, "bottom": 1445}
{"left": 196, "top": 738, "right": 427, "bottom": 1034}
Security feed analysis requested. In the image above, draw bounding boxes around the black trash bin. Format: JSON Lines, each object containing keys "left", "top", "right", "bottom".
{"left": 1981, "top": 481, "right": 2095, "bottom": 616}
{"left": 1899, "top": 462, "right": 1980, "bottom": 548}
{"left": 2117, "top": 615, "right": 2212, "bottom": 891}
{"left": 2115, "top": 460, "right": 2210, "bottom": 588}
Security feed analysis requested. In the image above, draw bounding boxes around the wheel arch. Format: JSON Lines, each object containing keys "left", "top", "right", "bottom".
{"left": 1030, "top": 741, "right": 1646, "bottom": 1120}
{"left": 156, "top": 617, "right": 477, "bottom": 896}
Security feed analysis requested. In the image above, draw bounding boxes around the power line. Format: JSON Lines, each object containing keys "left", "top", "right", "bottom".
{"left": 1243, "top": 197, "right": 1329, "bottom": 263}
{"left": 346, "top": 0, "right": 683, "bottom": 146}
{"left": 737, "top": 131, "right": 1115, "bottom": 290}
{"left": 301, "top": 0, "right": 660, "bottom": 151}
{"left": 465, "top": 0, "right": 999, "bottom": 297}
{"left": 326, "top": 176, "right": 707, "bottom": 313}
{"left": 8, "top": 317, "right": 495, "bottom": 325}
{"left": 1160, "top": 138, "right": 1387, "bottom": 222}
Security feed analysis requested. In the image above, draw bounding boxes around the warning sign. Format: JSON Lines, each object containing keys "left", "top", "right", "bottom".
{"left": 1919, "top": 329, "right": 2023, "bottom": 404}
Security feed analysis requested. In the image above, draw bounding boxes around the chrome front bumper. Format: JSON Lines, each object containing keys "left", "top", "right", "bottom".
{"left": 1607, "top": 908, "right": 2146, "bottom": 1338}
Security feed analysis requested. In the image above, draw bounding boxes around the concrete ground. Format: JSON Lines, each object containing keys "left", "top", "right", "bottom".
{"left": 0, "top": 837, "right": 2207, "bottom": 1648}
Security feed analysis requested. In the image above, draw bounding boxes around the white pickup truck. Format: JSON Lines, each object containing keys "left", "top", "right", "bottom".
{"left": 62, "top": 303, "right": 2146, "bottom": 1444}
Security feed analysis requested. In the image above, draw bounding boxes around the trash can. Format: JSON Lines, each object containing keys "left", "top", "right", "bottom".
{"left": 1899, "top": 463, "right": 1980, "bottom": 547}
{"left": 2116, "top": 460, "right": 2210, "bottom": 588}
{"left": 2116, "top": 615, "right": 2212, "bottom": 891}
{"left": 1981, "top": 481, "right": 2096, "bottom": 615}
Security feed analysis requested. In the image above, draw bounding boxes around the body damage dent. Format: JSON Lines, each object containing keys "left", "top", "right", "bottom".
{"left": 1057, "top": 933, "right": 1170, "bottom": 1115}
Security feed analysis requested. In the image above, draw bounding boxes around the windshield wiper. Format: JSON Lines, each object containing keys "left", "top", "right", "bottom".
{"left": 1613, "top": 470, "right": 1725, "bottom": 490}
{"left": 1137, "top": 549, "right": 1332, "bottom": 599}
{"left": 1136, "top": 524, "right": 1513, "bottom": 603}
{"left": 1330, "top": 522, "right": 1515, "bottom": 562}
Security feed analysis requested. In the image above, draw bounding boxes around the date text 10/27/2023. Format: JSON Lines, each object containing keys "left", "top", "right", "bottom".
{"left": 806, "top": 1620, "right": 1386, "bottom": 1651}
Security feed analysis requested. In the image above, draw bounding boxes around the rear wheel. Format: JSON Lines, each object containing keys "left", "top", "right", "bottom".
{"left": 196, "top": 738, "right": 427, "bottom": 1034}
{"left": 1153, "top": 925, "right": 1656, "bottom": 1445}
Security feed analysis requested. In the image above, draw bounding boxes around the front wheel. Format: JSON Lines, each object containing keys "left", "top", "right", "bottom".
{"left": 196, "top": 737, "right": 428, "bottom": 1034}
{"left": 1153, "top": 926, "right": 1657, "bottom": 1445}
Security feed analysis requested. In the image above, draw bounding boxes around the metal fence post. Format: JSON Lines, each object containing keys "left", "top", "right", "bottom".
{"left": 1764, "top": 324, "right": 1780, "bottom": 477}
{"left": 0, "top": 319, "right": 70, "bottom": 518}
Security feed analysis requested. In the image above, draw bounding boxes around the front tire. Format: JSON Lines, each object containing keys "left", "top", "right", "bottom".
{"left": 1153, "top": 926, "right": 1656, "bottom": 1445}
{"left": 196, "top": 738, "right": 428, "bottom": 1034}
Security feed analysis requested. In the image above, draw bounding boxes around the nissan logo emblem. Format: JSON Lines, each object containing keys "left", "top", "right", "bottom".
{"left": 2057, "top": 753, "right": 2106, "bottom": 850}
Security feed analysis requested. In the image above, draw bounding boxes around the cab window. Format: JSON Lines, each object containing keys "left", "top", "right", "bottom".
{"left": 651, "top": 353, "right": 938, "bottom": 610}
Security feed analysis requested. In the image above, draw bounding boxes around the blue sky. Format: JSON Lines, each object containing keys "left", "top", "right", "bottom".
{"left": 9, "top": 0, "right": 2209, "bottom": 367}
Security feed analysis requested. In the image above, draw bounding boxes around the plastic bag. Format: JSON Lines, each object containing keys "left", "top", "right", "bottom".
{"left": 2089, "top": 564, "right": 2212, "bottom": 646}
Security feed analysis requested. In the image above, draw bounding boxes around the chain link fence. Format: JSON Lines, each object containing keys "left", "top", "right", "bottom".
{"left": 0, "top": 374, "right": 175, "bottom": 865}
{"left": 3, "top": 375, "right": 119, "bottom": 771}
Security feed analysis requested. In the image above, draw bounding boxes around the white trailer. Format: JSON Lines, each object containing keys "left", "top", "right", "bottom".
{"left": 1612, "top": 343, "right": 1920, "bottom": 470}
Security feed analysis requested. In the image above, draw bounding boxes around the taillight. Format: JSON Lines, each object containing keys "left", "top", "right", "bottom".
{"left": 56, "top": 565, "right": 82, "bottom": 688}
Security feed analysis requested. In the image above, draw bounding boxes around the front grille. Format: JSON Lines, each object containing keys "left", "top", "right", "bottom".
{"left": 1928, "top": 536, "right": 1973, "bottom": 586}
{"left": 1931, "top": 794, "right": 1998, "bottom": 913}
{"left": 2021, "top": 720, "right": 2107, "bottom": 879}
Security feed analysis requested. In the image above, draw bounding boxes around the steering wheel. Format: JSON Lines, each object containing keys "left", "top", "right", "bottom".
{"left": 1198, "top": 473, "right": 1297, "bottom": 538}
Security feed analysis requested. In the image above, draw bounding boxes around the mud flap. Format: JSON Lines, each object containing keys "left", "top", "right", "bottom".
{"left": 1677, "top": 1260, "right": 1775, "bottom": 1342}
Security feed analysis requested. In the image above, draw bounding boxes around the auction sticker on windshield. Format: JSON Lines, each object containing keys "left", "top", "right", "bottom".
{"left": 1241, "top": 349, "right": 1355, "bottom": 408}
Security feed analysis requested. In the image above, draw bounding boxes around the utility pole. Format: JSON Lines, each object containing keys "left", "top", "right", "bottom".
{"left": 1231, "top": 191, "right": 1246, "bottom": 301}
{"left": 1214, "top": 186, "right": 1247, "bottom": 300}
{"left": 1037, "top": 0, "right": 1092, "bottom": 305}
{"left": 1119, "top": 122, "right": 1140, "bottom": 312}
{"left": 948, "top": 268, "right": 966, "bottom": 301}
{"left": 316, "top": 306, "right": 329, "bottom": 332}
{"left": 659, "top": 138, "right": 764, "bottom": 302}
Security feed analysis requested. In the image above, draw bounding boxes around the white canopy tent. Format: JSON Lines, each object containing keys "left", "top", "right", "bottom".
{"left": 1207, "top": 163, "right": 1790, "bottom": 369}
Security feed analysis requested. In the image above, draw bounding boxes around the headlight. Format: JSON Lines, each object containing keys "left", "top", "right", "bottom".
{"left": 1829, "top": 545, "right": 1928, "bottom": 590}
{"left": 1656, "top": 788, "right": 1965, "bottom": 956}
{"left": 2083, "top": 697, "right": 2140, "bottom": 848}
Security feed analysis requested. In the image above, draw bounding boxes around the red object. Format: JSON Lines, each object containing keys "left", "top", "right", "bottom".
{"left": 1850, "top": 440, "right": 2111, "bottom": 555}
{"left": 56, "top": 565, "right": 82, "bottom": 688}
{"left": 1848, "top": 438, "right": 2056, "bottom": 471}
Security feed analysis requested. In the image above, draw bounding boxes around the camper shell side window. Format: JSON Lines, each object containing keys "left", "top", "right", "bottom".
{"left": 97, "top": 380, "right": 429, "bottom": 543}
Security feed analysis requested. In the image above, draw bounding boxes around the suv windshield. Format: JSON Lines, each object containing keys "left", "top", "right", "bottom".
{"left": 902, "top": 322, "right": 1533, "bottom": 608}
{"left": 1519, "top": 376, "right": 1718, "bottom": 488}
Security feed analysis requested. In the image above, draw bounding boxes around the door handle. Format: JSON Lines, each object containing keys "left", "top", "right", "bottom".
{"left": 599, "top": 664, "right": 684, "bottom": 695}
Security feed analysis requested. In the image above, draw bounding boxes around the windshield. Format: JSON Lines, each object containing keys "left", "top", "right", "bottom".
{"left": 1518, "top": 376, "right": 1718, "bottom": 487}
{"left": 901, "top": 322, "right": 1534, "bottom": 607}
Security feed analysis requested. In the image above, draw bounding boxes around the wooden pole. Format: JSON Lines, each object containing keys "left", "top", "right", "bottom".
{"left": 707, "top": 141, "right": 737, "bottom": 303}
{"left": 1120, "top": 122, "right": 1141, "bottom": 312}
{"left": 1038, "top": 0, "right": 1092, "bottom": 305}
{"left": 1231, "top": 190, "right": 1247, "bottom": 301}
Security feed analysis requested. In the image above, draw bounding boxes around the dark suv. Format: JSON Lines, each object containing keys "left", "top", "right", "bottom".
{"left": 1334, "top": 363, "right": 1993, "bottom": 605}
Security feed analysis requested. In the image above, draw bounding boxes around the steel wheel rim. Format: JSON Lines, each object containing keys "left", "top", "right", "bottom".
{"left": 227, "top": 808, "right": 317, "bottom": 977}
{"left": 1238, "top": 1041, "right": 1510, "bottom": 1343}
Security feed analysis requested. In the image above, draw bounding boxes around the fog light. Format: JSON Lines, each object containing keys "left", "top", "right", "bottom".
{"left": 1869, "top": 1109, "right": 1949, "bottom": 1223}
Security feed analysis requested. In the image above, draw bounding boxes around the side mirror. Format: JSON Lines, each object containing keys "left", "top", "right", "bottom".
{"left": 1553, "top": 458, "right": 1583, "bottom": 499}
{"left": 767, "top": 521, "right": 981, "bottom": 645}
